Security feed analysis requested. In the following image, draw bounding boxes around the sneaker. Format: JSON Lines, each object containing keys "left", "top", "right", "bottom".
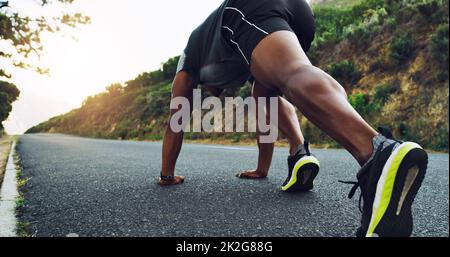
{"left": 340, "top": 127, "right": 428, "bottom": 237}
{"left": 281, "top": 141, "right": 320, "bottom": 192}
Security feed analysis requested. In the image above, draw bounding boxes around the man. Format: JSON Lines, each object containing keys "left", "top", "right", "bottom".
{"left": 158, "top": 0, "right": 428, "bottom": 237}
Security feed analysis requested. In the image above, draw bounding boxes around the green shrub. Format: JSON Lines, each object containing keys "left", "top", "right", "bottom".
{"left": 368, "top": 56, "right": 388, "bottom": 72}
{"left": 385, "top": 17, "right": 397, "bottom": 31}
{"left": 348, "top": 92, "right": 384, "bottom": 116}
{"left": 399, "top": 123, "right": 417, "bottom": 142}
{"left": 387, "top": 0, "right": 445, "bottom": 21}
{"left": 231, "top": 133, "right": 241, "bottom": 143}
{"left": 351, "top": 0, "right": 385, "bottom": 17}
{"left": 398, "top": 117, "right": 449, "bottom": 152}
{"left": 389, "top": 32, "right": 416, "bottom": 65}
{"left": 348, "top": 93, "right": 370, "bottom": 115}
{"left": 344, "top": 23, "right": 373, "bottom": 46}
{"left": 398, "top": 118, "right": 429, "bottom": 145}
{"left": 312, "top": 0, "right": 390, "bottom": 49}
{"left": 430, "top": 124, "right": 449, "bottom": 151}
{"left": 416, "top": 0, "right": 442, "bottom": 18}
{"left": 145, "top": 83, "right": 172, "bottom": 117}
{"left": 144, "top": 134, "right": 163, "bottom": 141}
{"left": 373, "top": 82, "right": 401, "bottom": 105}
{"left": 429, "top": 23, "right": 449, "bottom": 78}
{"left": 344, "top": 3, "right": 388, "bottom": 44}
{"left": 428, "top": 0, "right": 449, "bottom": 23}
{"left": 238, "top": 84, "right": 252, "bottom": 98}
{"left": 311, "top": 7, "right": 355, "bottom": 48}
{"left": 114, "top": 120, "right": 134, "bottom": 139}
{"left": 328, "top": 60, "right": 362, "bottom": 88}
{"left": 162, "top": 56, "right": 180, "bottom": 79}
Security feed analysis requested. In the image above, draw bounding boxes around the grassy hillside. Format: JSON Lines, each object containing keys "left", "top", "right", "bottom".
{"left": 27, "top": 0, "right": 449, "bottom": 151}
{"left": 311, "top": 0, "right": 362, "bottom": 8}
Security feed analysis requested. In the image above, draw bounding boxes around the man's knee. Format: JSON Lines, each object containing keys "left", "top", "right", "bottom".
{"left": 280, "top": 98, "right": 297, "bottom": 116}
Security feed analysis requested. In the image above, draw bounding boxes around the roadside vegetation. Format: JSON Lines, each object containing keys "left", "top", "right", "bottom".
{"left": 13, "top": 140, "right": 31, "bottom": 237}
{"left": 0, "top": 135, "right": 11, "bottom": 185}
{"left": 0, "top": 136, "right": 28, "bottom": 236}
{"left": 27, "top": 0, "right": 449, "bottom": 152}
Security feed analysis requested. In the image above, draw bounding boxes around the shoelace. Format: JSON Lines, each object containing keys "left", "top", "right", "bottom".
{"left": 338, "top": 126, "right": 398, "bottom": 214}
{"left": 339, "top": 180, "right": 363, "bottom": 213}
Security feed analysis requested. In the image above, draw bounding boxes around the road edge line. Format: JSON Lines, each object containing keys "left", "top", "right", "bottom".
{"left": 0, "top": 141, "right": 19, "bottom": 237}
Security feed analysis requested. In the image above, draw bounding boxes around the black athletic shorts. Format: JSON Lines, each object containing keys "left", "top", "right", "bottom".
{"left": 222, "top": 0, "right": 315, "bottom": 65}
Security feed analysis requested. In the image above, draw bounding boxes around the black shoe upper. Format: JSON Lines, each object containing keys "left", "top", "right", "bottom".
{"left": 283, "top": 141, "right": 313, "bottom": 187}
{"left": 340, "top": 127, "right": 401, "bottom": 237}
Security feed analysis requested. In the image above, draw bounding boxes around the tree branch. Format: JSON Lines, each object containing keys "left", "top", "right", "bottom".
{"left": 0, "top": 1, "right": 9, "bottom": 9}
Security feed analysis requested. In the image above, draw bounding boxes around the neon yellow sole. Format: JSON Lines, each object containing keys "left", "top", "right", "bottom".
{"left": 281, "top": 156, "right": 320, "bottom": 192}
{"left": 365, "top": 142, "right": 423, "bottom": 237}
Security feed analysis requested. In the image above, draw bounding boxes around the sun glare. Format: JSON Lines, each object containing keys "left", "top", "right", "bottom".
{"left": 4, "top": 0, "right": 223, "bottom": 134}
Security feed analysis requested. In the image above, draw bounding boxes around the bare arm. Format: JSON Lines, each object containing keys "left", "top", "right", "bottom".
{"left": 237, "top": 81, "right": 304, "bottom": 179}
{"left": 160, "top": 71, "right": 196, "bottom": 185}
{"left": 236, "top": 81, "right": 275, "bottom": 178}
{"left": 253, "top": 81, "right": 276, "bottom": 176}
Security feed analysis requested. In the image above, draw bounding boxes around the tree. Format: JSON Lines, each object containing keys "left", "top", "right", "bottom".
{"left": 0, "top": 80, "right": 18, "bottom": 99}
{"left": 1, "top": 0, "right": 89, "bottom": 134}
{"left": 106, "top": 83, "right": 124, "bottom": 98}
{"left": 162, "top": 56, "right": 180, "bottom": 79}
{"left": 0, "top": 80, "right": 20, "bottom": 133}
{"left": 1, "top": 0, "right": 90, "bottom": 78}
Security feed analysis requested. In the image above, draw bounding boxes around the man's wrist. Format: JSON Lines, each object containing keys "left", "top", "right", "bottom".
{"left": 160, "top": 172, "right": 175, "bottom": 181}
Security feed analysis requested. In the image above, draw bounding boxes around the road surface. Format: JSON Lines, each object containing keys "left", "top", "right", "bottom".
{"left": 15, "top": 134, "right": 449, "bottom": 237}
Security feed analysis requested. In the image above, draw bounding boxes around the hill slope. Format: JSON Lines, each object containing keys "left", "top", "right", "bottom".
{"left": 27, "top": 0, "right": 449, "bottom": 151}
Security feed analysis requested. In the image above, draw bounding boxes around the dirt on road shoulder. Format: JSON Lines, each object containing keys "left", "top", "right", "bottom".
{"left": 0, "top": 135, "right": 12, "bottom": 186}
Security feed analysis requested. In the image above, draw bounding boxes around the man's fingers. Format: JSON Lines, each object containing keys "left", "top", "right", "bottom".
{"left": 235, "top": 170, "right": 252, "bottom": 177}
{"left": 157, "top": 175, "right": 185, "bottom": 186}
{"left": 236, "top": 170, "right": 267, "bottom": 179}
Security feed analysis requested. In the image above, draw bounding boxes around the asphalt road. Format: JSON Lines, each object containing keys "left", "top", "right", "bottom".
{"left": 16, "top": 134, "right": 449, "bottom": 237}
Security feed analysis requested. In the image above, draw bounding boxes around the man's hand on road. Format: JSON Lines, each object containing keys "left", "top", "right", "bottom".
{"left": 157, "top": 175, "right": 185, "bottom": 186}
{"left": 235, "top": 170, "right": 267, "bottom": 179}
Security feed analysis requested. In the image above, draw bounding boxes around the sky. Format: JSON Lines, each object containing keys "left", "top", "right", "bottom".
{"left": 2, "top": 0, "right": 224, "bottom": 134}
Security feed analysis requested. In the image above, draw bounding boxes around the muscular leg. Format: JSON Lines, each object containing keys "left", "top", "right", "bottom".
{"left": 251, "top": 31, "right": 378, "bottom": 166}
{"left": 253, "top": 81, "right": 305, "bottom": 155}
{"left": 278, "top": 97, "right": 304, "bottom": 155}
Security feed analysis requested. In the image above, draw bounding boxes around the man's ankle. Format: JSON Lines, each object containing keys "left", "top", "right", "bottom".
{"left": 289, "top": 141, "right": 305, "bottom": 156}
{"left": 356, "top": 151, "right": 373, "bottom": 167}
{"left": 160, "top": 171, "right": 174, "bottom": 177}
{"left": 357, "top": 133, "right": 389, "bottom": 166}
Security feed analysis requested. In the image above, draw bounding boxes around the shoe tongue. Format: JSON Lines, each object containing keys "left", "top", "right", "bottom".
{"left": 377, "top": 126, "right": 394, "bottom": 139}
{"left": 290, "top": 142, "right": 310, "bottom": 158}
{"left": 358, "top": 133, "right": 389, "bottom": 180}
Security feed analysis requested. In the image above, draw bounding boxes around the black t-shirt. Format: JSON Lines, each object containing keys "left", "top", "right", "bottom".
{"left": 176, "top": 0, "right": 251, "bottom": 89}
